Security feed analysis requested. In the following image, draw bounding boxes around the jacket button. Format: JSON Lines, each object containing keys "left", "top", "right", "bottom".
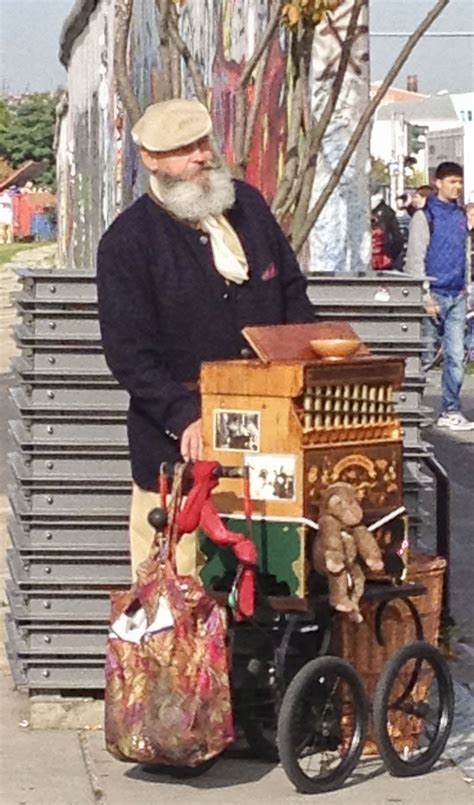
{"left": 223, "top": 292, "right": 229, "bottom": 300}
{"left": 240, "top": 348, "right": 252, "bottom": 358}
{"left": 199, "top": 235, "right": 208, "bottom": 245}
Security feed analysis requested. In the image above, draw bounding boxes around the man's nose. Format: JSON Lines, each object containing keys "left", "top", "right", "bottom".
{"left": 192, "top": 142, "right": 213, "bottom": 163}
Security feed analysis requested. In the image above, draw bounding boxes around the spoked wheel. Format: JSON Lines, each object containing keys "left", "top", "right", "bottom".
{"left": 277, "top": 656, "right": 369, "bottom": 794}
{"left": 373, "top": 640, "right": 454, "bottom": 777}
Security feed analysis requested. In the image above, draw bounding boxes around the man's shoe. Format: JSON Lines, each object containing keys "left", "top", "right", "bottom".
{"left": 436, "top": 411, "right": 474, "bottom": 431}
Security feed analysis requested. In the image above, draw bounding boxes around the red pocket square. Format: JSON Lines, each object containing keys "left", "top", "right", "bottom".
{"left": 261, "top": 263, "right": 278, "bottom": 281}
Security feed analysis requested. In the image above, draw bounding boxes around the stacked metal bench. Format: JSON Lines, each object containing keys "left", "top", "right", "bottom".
{"left": 6, "top": 270, "right": 130, "bottom": 691}
{"left": 305, "top": 273, "right": 433, "bottom": 529}
{"left": 6, "top": 269, "right": 433, "bottom": 692}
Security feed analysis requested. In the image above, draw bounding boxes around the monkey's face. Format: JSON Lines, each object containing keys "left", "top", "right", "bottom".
{"left": 327, "top": 493, "right": 363, "bottom": 527}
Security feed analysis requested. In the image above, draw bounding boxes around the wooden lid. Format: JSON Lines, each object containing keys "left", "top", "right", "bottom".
{"left": 242, "top": 322, "right": 367, "bottom": 363}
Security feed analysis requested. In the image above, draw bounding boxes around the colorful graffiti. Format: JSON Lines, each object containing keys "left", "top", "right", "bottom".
{"left": 57, "top": 0, "right": 370, "bottom": 272}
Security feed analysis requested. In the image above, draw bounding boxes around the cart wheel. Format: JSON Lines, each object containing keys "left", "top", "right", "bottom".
{"left": 240, "top": 661, "right": 279, "bottom": 762}
{"left": 277, "top": 656, "right": 369, "bottom": 794}
{"left": 373, "top": 640, "right": 454, "bottom": 777}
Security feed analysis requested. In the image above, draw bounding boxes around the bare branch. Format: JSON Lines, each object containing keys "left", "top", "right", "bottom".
{"left": 292, "top": 0, "right": 450, "bottom": 253}
{"left": 289, "top": 0, "right": 365, "bottom": 237}
{"left": 168, "top": 5, "right": 208, "bottom": 105}
{"left": 236, "top": 0, "right": 285, "bottom": 91}
{"left": 275, "top": 0, "right": 365, "bottom": 223}
{"left": 270, "top": 73, "right": 305, "bottom": 213}
{"left": 114, "top": 0, "right": 141, "bottom": 125}
{"left": 271, "top": 22, "right": 310, "bottom": 214}
{"left": 234, "top": 0, "right": 284, "bottom": 170}
{"left": 242, "top": 47, "right": 270, "bottom": 161}
{"left": 156, "top": 0, "right": 173, "bottom": 100}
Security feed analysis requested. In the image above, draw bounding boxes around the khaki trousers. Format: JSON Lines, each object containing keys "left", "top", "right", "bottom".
{"left": 129, "top": 483, "right": 201, "bottom": 579}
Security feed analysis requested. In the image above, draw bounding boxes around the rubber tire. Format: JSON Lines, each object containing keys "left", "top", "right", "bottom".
{"left": 277, "top": 656, "right": 369, "bottom": 794}
{"left": 373, "top": 640, "right": 454, "bottom": 777}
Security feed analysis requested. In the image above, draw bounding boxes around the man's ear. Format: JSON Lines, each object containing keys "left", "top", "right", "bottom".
{"left": 140, "top": 148, "right": 161, "bottom": 173}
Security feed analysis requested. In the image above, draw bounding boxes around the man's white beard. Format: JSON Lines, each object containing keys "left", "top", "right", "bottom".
{"left": 151, "top": 165, "right": 236, "bottom": 221}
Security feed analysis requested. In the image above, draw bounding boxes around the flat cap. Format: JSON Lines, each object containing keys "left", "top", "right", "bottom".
{"left": 131, "top": 98, "right": 213, "bottom": 152}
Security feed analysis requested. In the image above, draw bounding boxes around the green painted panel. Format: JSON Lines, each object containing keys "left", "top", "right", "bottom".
{"left": 199, "top": 519, "right": 306, "bottom": 597}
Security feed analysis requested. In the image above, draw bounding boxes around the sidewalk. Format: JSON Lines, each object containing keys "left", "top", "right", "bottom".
{"left": 0, "top": 253, "right": 473, "bottom": 803}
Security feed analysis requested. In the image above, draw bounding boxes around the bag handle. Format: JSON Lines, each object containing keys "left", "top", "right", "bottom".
{"left": 148, "top": 463, "right": 186, "bottom": 568}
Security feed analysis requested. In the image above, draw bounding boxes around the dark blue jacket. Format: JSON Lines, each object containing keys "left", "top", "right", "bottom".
{"left": 424, "top": 195, "right": 467, "bottom": 292}
{"left": 96, "top": 180, "right": 314, "bottom": 489}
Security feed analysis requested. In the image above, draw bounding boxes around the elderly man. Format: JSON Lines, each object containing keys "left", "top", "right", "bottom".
{"left": 97, "top": 98, "right": 314, "bottom": 572}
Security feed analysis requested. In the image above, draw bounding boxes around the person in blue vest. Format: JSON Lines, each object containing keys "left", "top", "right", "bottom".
{"left": 96, "top": 98, "right": 315, "bottom": 572}
{"left": 405, "top": 161, "right": 472, "bottom": 431}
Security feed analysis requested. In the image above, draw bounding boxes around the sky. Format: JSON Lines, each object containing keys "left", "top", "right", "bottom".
{"left": 0, "top": 0, "right": 473, "bottom": 96}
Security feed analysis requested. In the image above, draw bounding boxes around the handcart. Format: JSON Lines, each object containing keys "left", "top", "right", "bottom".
{"left": 146, "top": 458, "right": 453, "bottom": 796}
{"left": 144, "top": 322, "right": 455, "bottom": 793}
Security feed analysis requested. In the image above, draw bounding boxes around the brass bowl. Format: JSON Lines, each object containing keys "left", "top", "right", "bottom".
{"left": 310, "top": 338, "right": 361, "bottom": 361}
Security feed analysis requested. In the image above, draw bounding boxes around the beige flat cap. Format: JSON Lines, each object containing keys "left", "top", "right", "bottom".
{"left": 131, "top": 98, "right": 213, "bottom": 152}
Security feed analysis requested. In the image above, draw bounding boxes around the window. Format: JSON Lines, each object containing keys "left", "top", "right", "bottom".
{"left": 468, "top": 111, "right": 473, "bottom": 122}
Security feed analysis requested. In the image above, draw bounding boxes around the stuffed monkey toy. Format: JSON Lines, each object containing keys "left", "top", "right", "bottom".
{"left": 312, "top": 482, "right": 384, "bottom": 622}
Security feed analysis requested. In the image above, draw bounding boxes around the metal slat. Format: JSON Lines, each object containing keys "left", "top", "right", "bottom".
{"left": 18, "top": 659, "right": 106, "bottom": 689}
{"left": 11, "top": 355, "right": 112, "bottom": 381}
{"left": 8, "top": 518, "right": 129, "bottom": 553}
{"left": 6, "top": 581, "right": 111, "bottom": 621}
{"left": 9, "top": 420, "right": 128, "bottom": 454}
{"left": 22, "top": 386, "right": 128, "bottom": 408}
{"left": 6, "top": 615, "right": 107, "bottom": 656}
{"left": 20, "top": 349, "right": 109, "bottom": 374}
{"left": 15, "top": 323, "right": 100, "bottom": 347}
{"left": 11, "top": 387, "right": 126, "bottom": 416}
{"left": 10, "top": 451, "right": 131, "bottom": 483}
{"left": 8, "top": 485, "right": 130, "bottom": 522}
{"left": 21, "top": 313, "right": 101, "bottom": 338}
{"left": 7, "top": 550, "right": 131, "bottom": 586}
{"left": 306, "top": 275, "right": 424, "bottom": 305}
{"left": 21, "top": 420, "right": 127, "bottom": 447}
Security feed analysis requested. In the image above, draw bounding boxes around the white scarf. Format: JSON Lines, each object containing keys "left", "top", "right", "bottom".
{"left": 150, "top": 175, "right": 249, "bottom": 285}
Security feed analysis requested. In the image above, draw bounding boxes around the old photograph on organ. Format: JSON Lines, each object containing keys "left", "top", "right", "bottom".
{"left": 214, "top": 410, "right": 260, "bottom": 452}
{"left": 245, "top": 454, "right": 297, "bottom": 501}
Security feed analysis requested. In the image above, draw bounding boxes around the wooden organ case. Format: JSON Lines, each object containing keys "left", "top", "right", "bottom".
{"left": 199, "top": 324, "right": 406, "bottom": 607}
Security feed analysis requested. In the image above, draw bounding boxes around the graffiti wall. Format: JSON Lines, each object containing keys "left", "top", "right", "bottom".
{"left": 57, "top": 0, "right": 370, "bottom": 271}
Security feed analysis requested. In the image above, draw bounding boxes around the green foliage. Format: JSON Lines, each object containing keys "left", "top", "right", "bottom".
{"left": 405, "top": 169, "right": 426, "bottom": 188}
{"left": 407, "top": 123, "right": 428, "bottom": 156}
{"left": 0, "top": 94, "right": 58, "bottom": 188}
{"left": 0, "top": 100, "right": 10, "bottom": 130}
{"left": 0, "top": 242, "right": 47, "bottom": 270}
{"left": 370, "top": 157, "right": 389, "bottom": 187}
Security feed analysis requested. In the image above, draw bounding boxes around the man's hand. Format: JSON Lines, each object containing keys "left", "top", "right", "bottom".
{"left": 423, "top": 295, "right": 440, "bottom": 319}
{"left": 180, "top": 418, "right": 203, "bottom": 462}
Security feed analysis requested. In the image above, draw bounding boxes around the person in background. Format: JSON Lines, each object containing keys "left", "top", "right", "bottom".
{"left": 411, "top": 185, "right": 433, "bottom": 214}
{"left": 371, "top": 186, "right": 404, "bottom": 271}
{"left": 405, "top": 161, "right": 473, "bottom": 430}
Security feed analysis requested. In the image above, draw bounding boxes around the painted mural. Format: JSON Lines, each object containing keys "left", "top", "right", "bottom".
{"left": 310, "top": 0, "right": 371, "bottom": 272}
{"left": 57, "top": 0, "right": 370, "bottom": 272}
